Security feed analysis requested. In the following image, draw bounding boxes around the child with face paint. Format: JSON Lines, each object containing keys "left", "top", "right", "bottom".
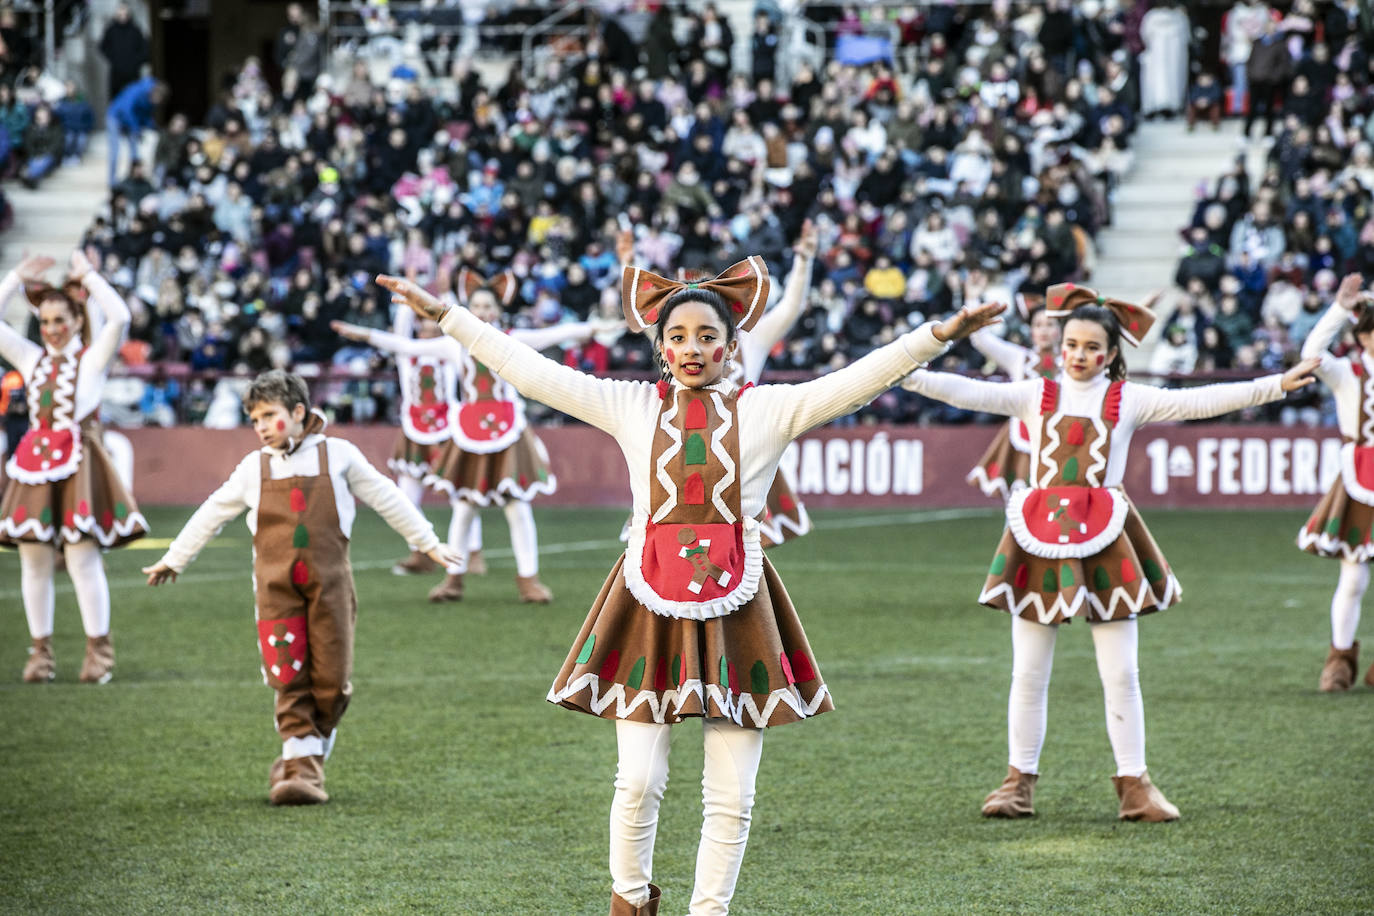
{"left": 142, "top": 370, "right": 460, "bottom": 805}
{"left": 336, "top": 268, "right": 622, "bottom": 604}
{"left": 904, "top": 284, "right": 1319, "bottom": 823}
{"left": 0, "top": 251, "right": 149, "bottom": 684}
{"left": 1294, "top": 273, "right": 1374, "bottom": 691}
{"left": 378, "top": 265, "right": 1001, "bottom": 916}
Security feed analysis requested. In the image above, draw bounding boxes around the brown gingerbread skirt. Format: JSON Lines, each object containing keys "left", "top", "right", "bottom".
{"left": 757, "top": 466, "right": 811, "bottom": 548}
{"left": 0, "top": 421, "right": 148, "bottom": 548}
{"left": 388, "top": 431, "right": 446, "bottom": 479}
{"left": 548, "top": 553, "right": 832, "bottom": 728}
{"left": 424, "top": 429, "right": 557, "bottom": 505}
{"left": 967, "top": 424, "right": 1033, "bottom": 501}
{"left": 1296, "top": 479, "right": 1374, "bottom": 562}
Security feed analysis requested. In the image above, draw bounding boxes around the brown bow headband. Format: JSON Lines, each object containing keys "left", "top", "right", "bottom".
{"left": 456, "top": 268, "right": 517, "bottom": 309}
{"left": 25, "top": 278, "right": 86, "bottom": 312}
{"left": 621, "top": 258, "right": 770, "bottom": 334}
{"left": 1044, "top": 283, "right": 1157, "bottom": 347}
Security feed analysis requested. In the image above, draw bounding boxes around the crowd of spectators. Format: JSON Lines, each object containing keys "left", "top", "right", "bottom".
{"left": 1164, "top": 0, "right": 1374, "bottom": 426}
{"left": 78, "top": 0, "right": 1158, "bottom": 426}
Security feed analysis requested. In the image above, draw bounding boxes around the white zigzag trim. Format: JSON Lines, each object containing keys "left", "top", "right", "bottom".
{"left": 967, "top": 465, "right": 1012, "bottom": 501}
{"left": 651, "top": 395, "right": 682, "bottom": 523}
{"left": 1361, "top": 362, "right": 1374, "bottom": 445}
{"left": 547, "top": 671, "right": 831, "bottom": 727}
{"left": 425, "top": 473, "right": 558, "bottom": 506}
{"left": 0, "top": 516, "right": 56, "bottom": 542}
{"left": 1085, "top": 573, "right": 1182, "bottom": 620}
{"left": 707, "top": 391, "right": 738, "bottom": 523}
{"left": 1337, "top": 443, "right": 1374, "bottom": 506}
{"left": 1296, "top": 526, "right": 1374, "bottom": 563}
{"left": 388, "top": 457, "right": 434, "bottom": 479}
{"left": 62, "top": 510, "right": 149, "bottom": 547}
{"left": 1004, "top": 487, "right": 1130, "bottom": 559}
{"left": 622, "top": 515, "right": 763, "bottom": 619}
{"left": 1084, "top": 414, "right": 1110, "bottom": 486}
{"left": 757, "top": 502, "right": 813, "bottom": 545}
{"left": 979, "top": 581, "right": 1091, "bottom": 625}
{"left": 1035, "top": 401, "right": 1060, "bottom": 487}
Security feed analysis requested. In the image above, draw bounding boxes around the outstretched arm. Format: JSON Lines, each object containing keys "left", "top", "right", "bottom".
{"left": 512, "top": 318, "right": 620, "bottom": 352}
{"left": 968, "top": 326, "right": 1034, "bottom": 374}
{"left": 1125, "top": 358, "right": 1317, "bottom": 424}
{"left": 336, "top": 439, "right": 459, "bottom": 568}
{"left": 333, "top": 320, "right": 460, "bottom": 359}
{"left": 902, "top": 369, "right": 1041, "bottom": 419}
{"left": 1300, "top": 273, "right": 1367, "bottom": 386}
{"left": 0, "top": 268, "right": 41, "bottom": 377}
{"left": 144, "top": 456, "right": 254, "bottom": 582}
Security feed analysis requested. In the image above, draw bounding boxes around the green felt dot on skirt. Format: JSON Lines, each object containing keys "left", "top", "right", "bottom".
{"left": 1042, "top": 568, "right": 1058, "bottom": 592}
{"left": 1347, "top": 526, "right": 1364, "bottom": 547}
{"left": 1061, "top": 456, "right": 1079, "bottom": 483}
{"left": 1143, "top": 558, "right": 1164, "bottom": 583}
{"left": 1060, "top": 564, "right": 1075, "bottom": 588}
{"left": 1326, "top": 518, "right": 1341, "bottom": 537}
{"left": 114, "top": 502, "right": 128, "bottom": 520}
{"left": 627, "top": 656, "right": 646, "bottom": 690}
{"left": 39, "top": 506, "right": 52, "bottom": 525}
{"left": 989, "top": 553, "right": 1007, "bottom": 576}
{"left": 575, "top": 634, "right": 595, "bottom": 665}
{"left": 1093, "top": 566, "right": 1112, "bottom": 591}
{"left": 750, "top": 660, "right": 769, "bottom": 694}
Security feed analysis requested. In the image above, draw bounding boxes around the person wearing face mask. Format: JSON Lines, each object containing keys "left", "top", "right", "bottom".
{"left": 904, "top": 285, "right": 1318, "bottom": 823}
{"left": 335, "top": 269, "right": 620, "bottom": 605}
{"left": 1295, "top": 273, "right": 1374, "bottom": 691}
{"left": 378, "top": 264, "right": 1000, "bottom": 916}
{"left": 0, "top": 251, "right": 150, "bottom": 684}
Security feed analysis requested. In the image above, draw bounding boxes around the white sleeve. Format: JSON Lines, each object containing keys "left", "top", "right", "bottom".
{"left": 155, "top": 454, "right": 256, "bottom": 574}
{"left": 364, "top": 327, "right": 460, "bottom": 359}
{"left": 1300, "top": 301, "right": 1354, "bottom": 385}
{"left": 1122, "top": 376, "right": 1286, "bottom": 425}
{"left": 759, "top": 322, "right": 952, "bottom": 439}
{"left": 0, "top": 271, "right": 41, "bottom": 378}
{"left": 969, "top": 327, "right": 1033, "bottom": 374}
{"left": 79, "top": 273, "right": 131, "bottom": 372}
{"left": 510, "top": 321, "right": 597, "bottom": 352}
{"left": 393, "top": 301, "right": 415, "bottom": 337}
{"left": 439, "top": 306, "right": 641, "bottom": 436}
{"left": 337, "top": 439, "right": 441, "bottom": 552}
{"left": 747, "top": 253, "right": 812, "bottom": 355}
{"left": 902, "top": 369, "right": 1041, "bottom": 418}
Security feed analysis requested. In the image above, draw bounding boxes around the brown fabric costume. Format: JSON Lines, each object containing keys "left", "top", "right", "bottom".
{"left": 967, "top": 350, "right": 1058, "bottom": 501}
{"left": 253, "top": 441, "right": 357, "bottom": 744}
{"left": 549, "top": 385, "right": 832, "bottom": 728}
{"left": 1298, "top": 361, "right": 1374, "bottom": 562}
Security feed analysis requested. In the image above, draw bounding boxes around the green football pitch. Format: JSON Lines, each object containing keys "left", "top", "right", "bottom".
{"left": 1, "top": 506, "right": 1369, "bottom": 914}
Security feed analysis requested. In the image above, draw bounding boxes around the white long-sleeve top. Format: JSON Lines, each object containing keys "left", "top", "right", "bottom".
{"left": 734, "top": 254, "right": 812, "bottom": 385}
{"left": 438, "top": 306, "right": 951, "bottom": 519}
{"left": 0, "top": 269, "right": 131, "bottom": 422}
{"left": 155, "top": 433, "right": 441, "bottom": 573}
{"left": 903, "top": 369, "right": 1287, "bottom": 488}
{"left": 1300, "top": 299, "right": 1365, "bottom": 441}
{"left": 968, "top": 326, "right": 1050, "bottom": 381}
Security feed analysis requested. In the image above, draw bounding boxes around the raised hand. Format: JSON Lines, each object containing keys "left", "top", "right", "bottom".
{"left": 1281, "top": 356, "right": 1321, "bottom": 392}
{"left": 142, "top": 562, "right": 179, "bottom": 586}
{"left": 1334, "top": 272, "right": 1368, "bottom": 311}
{"left": 330, "top": 320, "right": 371, "bottom": 342}
{"left": 615, "top": 226, "right": 635, "bottom": 265}
{"left": 932, "top": 302, "right": 1007, "bottom": 342}
{"left": 69, "top": 248, "right": 94, "bottom": 281}
{"left": 15, "top": 254, "right": 55, "bottom": 284}
{"left": 794, "top": 218, "right": 818, "bottom": 259}
{"left": 376, "top": 274, "right": 448, "bottom": 322}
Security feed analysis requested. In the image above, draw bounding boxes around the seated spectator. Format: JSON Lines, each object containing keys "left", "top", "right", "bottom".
{"left": 20, "top": 105, "right": 63, "bottom": 188}
{"left": 55, "top": 80, "right": 93, "bottom": 165}
{"left": 1186, "top": 71, "right": 1222, "bottom": 132}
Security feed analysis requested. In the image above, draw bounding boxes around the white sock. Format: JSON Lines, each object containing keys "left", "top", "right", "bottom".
{"left": 446, "top": 499, "right": 477, "bottom": 574}
{"left": 398, "top": 473, "right": 425, "bottom": 508}
{"left": 504, "top": 501, "right": 539, "bottom": 577}
{"left": 65, "top": 540, "right": 111, "bottom": 637}
{"left": 690, "top": 720, "right": 764, "bottom": 916}
{"left": 18, "top": 542, "right": 56, "bottom": 639}
{"left": 1330, "top": 559, "right": 1367, "bottom": 650}
{"left": 467, "top": 513, "right": 483, "bottom": 553}
{"left": 1008, "top": 616, "right": 1058, "bottom": 774}
{"left": 1091, "top": 618, "right": 1146, "bottom": 778}
{"left": 610, "top": 720, "right": 672, "bottom": 907}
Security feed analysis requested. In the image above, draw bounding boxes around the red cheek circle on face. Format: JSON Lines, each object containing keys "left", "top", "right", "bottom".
{"left": 276, "top": 419, "right": 286, "bottom": 432}
{"left": 712, "top": 346, "right": 724, "bottom": 363}
{"left": 1095, "top": 355, "right": 1105, "bottom": 366}
{"left": 665, "top": 348, "right": 676, "bottom": 364}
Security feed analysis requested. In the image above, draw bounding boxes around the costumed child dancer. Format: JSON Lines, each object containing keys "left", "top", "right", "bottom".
{"left": 142, "top": 370, "right": 459, "bottom": 805}
{"left": 334, "top": 269, "right": 620, "bottom": 604}
{"left": 383, "top": 296, "right": 487, "bottom": 578}
{"left": 0, "top": 251, "right": 148, "bottom": 683}
{"left": 1295, "top": 273, "right": 1374, "bottom": 691}
{"left": 903, "top": 284, "right": 1318, "bottom": 822}
{"left": 378, "top": 267, "right": 1000, "bottom": 915}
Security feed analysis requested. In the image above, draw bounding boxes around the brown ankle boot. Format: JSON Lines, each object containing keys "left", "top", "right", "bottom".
{"left": 269, "top": 757, "right": 285, "bottom": 789}
{"left": 466, "top": 549, "right": 487, "bottom": 575}
{"left": 78, "top": 634, "right": 114, "bottom": 684}
{"left": 516, "top": 574, "right": 553, "bottom": 603}
{"left": 427, "top": 573, "right": 464, "bottom": 602}
{"left": 22, "top": 636, "right": 55, "bottom": 683}
{"left": 269, "top": 755, "right": 329, "bottom": 805}
{"left": 391, "top": 549, "right": 438, "bottom": 576}
{"left": 1319, "top": 642, "right": 1359, "bottom": 692}
{"left": 1365, "top": 662, "right": 1374, "bottom": 688}
{"left": 981, "top": 765, "right": 1037, "bottom": 818}
{"left": 609, "top": 883, "right": 661, "bottom": 915}
{"left": 1112, "top": 771, "right": 1179, "bottom": 822}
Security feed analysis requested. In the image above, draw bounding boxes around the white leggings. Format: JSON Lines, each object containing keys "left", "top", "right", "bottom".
{"left": 446, "top": 497, "right": 537, "bottom": 577}
{"left": 1329, "top": 559, "right": 1367, "bottom": 650}
{"left": 397, "top": 474, "right": 482, "bottom": 552}
{"left": 19, "top": 541, "right": 110, "bottom": 639}
{"left": 611, "top": 719, "right": 764, "bottom": 915}
{"left": 1007, "top": 615, "right": 1146, "bottom": 778}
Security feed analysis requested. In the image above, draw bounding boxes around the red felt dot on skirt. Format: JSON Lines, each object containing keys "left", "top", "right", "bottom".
{"left": 790, "top": 652, "right": 815, "bottom": 683}
{"left": 653, "top": 657, "right": 668, "bottom": 691}
{"left": 64, "top": 509, "right": 74, "bottom": 527}
{"left": 1014, "top": 563, "right": 1029, "bottom": 589}
{"left": 292, "top": 560, "right": 310, "bottom": 585}
{"left": 987, "top": 461, "right": 1001, "bottom": 478}
{"left": 779, "top": 651, "right": 795, "bottom": 685}
{"left": 519, "top": 474, "right": 529, "bottom": 487}
{"left": 77, "top": 499, "right": 89, "bottom": 516}
{"left": 12, "top": 505, "right": 26, "bottom": 523}
{"left": 1120, "top": 559, "right": 1137, "bottom": 584}
{"left": 289, "top": 488, "right": 307, "bottom": 513}
{"left": 101, "top": 510, "right": 114, "bottom": 529}
{"left": 727, "top": 662, "right": 739, "bottom": 694}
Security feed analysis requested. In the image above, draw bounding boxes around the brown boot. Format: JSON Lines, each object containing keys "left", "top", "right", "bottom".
{"left": 1112, "top": 771, "right": 1179, "bottom": 822}
{"left": 609, "top": 883, "right": 661, "bottom": 915}
{"left": 21, "top": 636, "right": 55, "bottom": 683}
{"left": 1319, "top": 642, "right": 1359, "bottom": 692}
{"left": 269, "top": 757, "right": 285, "bottom": 789}
{"left": 427, "top": 573, "right": 464, "bottom": 602}
{"left": 981, "top": 765, "right": 1037, "bottom": 818}
{"left": 466, "top": 549, "right": 487, "bottom": 575}
{"left": 269, "top": 755, "right": 329, "bottom": 805}
{"left": 78, "top": 634, "right": 114, "bottom": 684}
{"left": 391, "top": 549, "right": 437, "bottom": 576}
{"left": 1365, "top": 662, "right": 1374, "bottom": 688}
{"left": 516, "top": 574, "right": 553, "bottom": 604}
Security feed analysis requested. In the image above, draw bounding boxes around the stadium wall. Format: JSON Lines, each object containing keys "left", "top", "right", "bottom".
{"left": 115, "top": 424, "right": 1343, "bottom": 511}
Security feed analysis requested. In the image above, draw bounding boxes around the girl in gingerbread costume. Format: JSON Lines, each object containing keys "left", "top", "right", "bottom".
{"left": 903, "top": 285, "right": 1317, "bottom": 822}
{"left": 0, "top": 251, "right": 149, "bottom": 683}
{"left": 1295, "top": 273, "right": 1374, "bottom": 691}
{"left": 335, "top": 268, "right": 620, "bottom": 604}
{"left": 378, "top": 266, "right": 1000, "bottom": 915}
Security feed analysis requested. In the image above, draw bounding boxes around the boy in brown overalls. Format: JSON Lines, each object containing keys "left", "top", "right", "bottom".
{"left": 144, "top": 371, "right": 460, "bottom": 805}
